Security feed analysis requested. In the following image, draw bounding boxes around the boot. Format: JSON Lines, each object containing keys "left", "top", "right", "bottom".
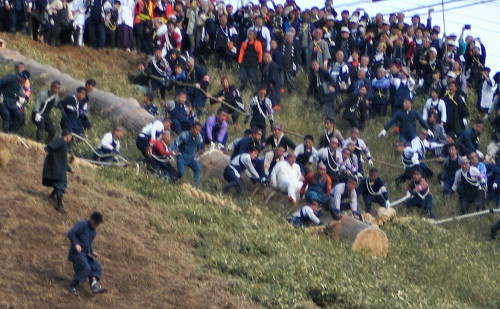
{"left": 68, "top": 280, "right": 78, "bottom": 295}
{"left": 56, "top": 194, "right": 65, "bottom": 211}
{"left": 49, "top": 189, "right": 56, "bottom": 201}
{"left": 90, "top": 279, "right": 107, "bottom": 294}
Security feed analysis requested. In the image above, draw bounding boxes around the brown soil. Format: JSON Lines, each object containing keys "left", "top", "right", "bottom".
{"left": 0, "top": 137, "right": 257, "bottom": 309}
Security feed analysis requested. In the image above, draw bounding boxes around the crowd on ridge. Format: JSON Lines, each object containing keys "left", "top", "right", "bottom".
{"left": 2, "top": 0, "right": 500, "bottom": 296}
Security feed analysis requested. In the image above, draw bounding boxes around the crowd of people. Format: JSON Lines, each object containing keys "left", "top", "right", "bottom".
{"left": 2, "top": 0, "right": 500, "bottom": 295}
{"left": 1, "top": 0, "right": 499, "bottom": 222}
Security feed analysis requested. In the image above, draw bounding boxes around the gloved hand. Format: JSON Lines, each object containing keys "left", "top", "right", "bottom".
{"left": 260, "top": 177, "right": 268, "bottom": 184}
{"left": 269, "top": 120, "right": 274, "bottom": 127}
{"left": 410, "top": 189, "right": 417, "bottom": 196}
{"left": 368, "top": 159, "right": 374, "bottom": 167}
{"left": 385, "top": 200, "right": 391, "bottom": 208}
{"left": 244, "top": 115, "right": 250, "bottom": 124}
{"left": 493, "top": 183, "right": 498, "bottom": 190}
{"left": 210, "top": 142, "right": 216, "bottom": 151}
{"left": 352, "top": 211, "right": 361, "bottom": 220}
{"left": 476, "top": 150, "right": 484, "bottom": 159}
{"left": 217, "top": 143, "right": 224, "bottom": 150}
{"left": 318, "top": 221, "right": 324, "bottom": 226}
{"left": 463, "top": 118, "right": 468, "bottom": 126}
{"left": 378, "top": 129, "right": 386, "bottom": 138}
{"left": 34, "top": 113, "right": 43, "bottom": 122}
{"left": 427, "top": 129, "right": 434, "bottom": 138}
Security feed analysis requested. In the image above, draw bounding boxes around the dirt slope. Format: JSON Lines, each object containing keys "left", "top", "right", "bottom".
{"left": 0, "top": 135, "right": 256, "bottom": 309}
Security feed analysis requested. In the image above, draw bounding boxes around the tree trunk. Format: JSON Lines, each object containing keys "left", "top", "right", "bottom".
{"left": 0, "top": 47, "right": 154, "bottom": 132}
{"left": 327, "top": 216, "right": 389, "bottom": 257}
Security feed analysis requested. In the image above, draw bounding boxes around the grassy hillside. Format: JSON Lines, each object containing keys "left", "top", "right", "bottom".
{"left": 1, "top": 33, "right": 499, "bottom": 308}
{"left": 0, "top": 135, "right": 257, "bottom": 309}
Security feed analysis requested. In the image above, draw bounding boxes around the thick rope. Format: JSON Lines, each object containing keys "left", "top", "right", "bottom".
{"left": 150, "top": 76, "right": 304, "bottom": 138}
{"left": 71, "top": 133, "right": 129, "bottom": 164}
{"left": 78, "top": 158, "right": 129, "bottom": 167}
{"left": 431, "top": 208, "right": 500, "bottom": 225}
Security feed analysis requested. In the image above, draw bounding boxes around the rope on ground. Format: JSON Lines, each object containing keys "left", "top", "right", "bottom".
{"left": 78, "top": 158, "right": 129, "bottom": 167}
{"left": 420, "top": 157, "right": 445, "bottom": 163}
{"left": 150, "top": 76, "right": 304, "bottom": 138}
{"left": 71, "top": 133, "right": 129, "bottom": 164}
{"left": 264, "top": 191, "right": 276, "bottom": 204}
{"left": 151, "top": 154, "right": 174, "bottom": 163}
{"left": 431, "top": 208, "right": 500, "bottom": 225}
{"left": 372, "top": 158, "right": 402, "bottom": 169}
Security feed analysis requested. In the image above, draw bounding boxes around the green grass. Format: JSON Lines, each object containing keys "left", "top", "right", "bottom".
{"left": 1, "top": 36, "right": 499, "bottom": 308}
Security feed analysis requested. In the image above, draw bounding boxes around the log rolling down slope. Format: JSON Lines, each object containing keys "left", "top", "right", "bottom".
{"left": 0, "top": 47, "right": 155, "bottom": 132}
{"left": 198, "top": 150, "right": 390, "bottom": 258}
{"left": 0, "top": 47, "right": 389, "bottom": 257}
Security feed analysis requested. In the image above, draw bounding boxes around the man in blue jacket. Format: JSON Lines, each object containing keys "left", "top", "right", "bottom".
{"left": 0, "top": 70, "right": 30, "bottom": 133}
{"left": 67, "top": 212, "right": 107, "bottom": 295}
{"left": 457, "top": 120, "right": 484, "bottom": 157}
{"left": 378, "top": 98, "right": 432, "bottom": 144}
{"left": 170, "top": 122, "right": 204, "bottom": 187}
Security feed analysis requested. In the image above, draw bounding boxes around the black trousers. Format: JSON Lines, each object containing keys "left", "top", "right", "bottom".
{"left": 86, "top": 18, "right": 106, "bottom": 49}
{"left": 8, "top": 9, "right": 26, "bottom": 33}
{"left": 0, "top": 7, "right": 9, "bottom": 32}
{"left": 32, "top": 112, "right": 56, "bottom": 143}
{"left": 491, "top": 219, "right": 500, "bottom": 240}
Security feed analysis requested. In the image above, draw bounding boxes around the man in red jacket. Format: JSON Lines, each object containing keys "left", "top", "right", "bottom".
{"left": 149, "top": 130, "right": 178, "bottom": 183}
{"left": 238, "top": 29, "right": 263, "bottom": 91}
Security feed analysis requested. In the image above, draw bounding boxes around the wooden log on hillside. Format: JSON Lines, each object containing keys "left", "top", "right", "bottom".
{"left": 197, "top": 150, "right": 292, "bottom": 208}
{"left": 327, "top": 216, "right": 389, "bottom": 257}
{"left": 198, "top": 150, "right": 389, "bottom": 257}
{"left": 0, "top": 47, "right": 154, "bottom": 132}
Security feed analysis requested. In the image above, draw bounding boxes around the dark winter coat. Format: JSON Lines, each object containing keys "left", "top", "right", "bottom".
{"left": 42, "top": 137, "right": 71, "bottom": 186}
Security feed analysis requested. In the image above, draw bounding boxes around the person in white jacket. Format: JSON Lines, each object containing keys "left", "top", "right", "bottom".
{"left": 270, "top": 152, "right": 303, "bottom": 205}
{"left": 69, "top": 0, "right": 86, "bottom": 47}
{"left": 478, "top": 67, "right": 497, "bottom": 114}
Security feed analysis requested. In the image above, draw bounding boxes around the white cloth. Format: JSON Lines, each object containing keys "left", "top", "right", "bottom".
{"left": 332, "top": 182, "right": 358, "bottom": 212}
{"left": 294, "top": 143, "right": 318, "bottom": 164}
{"left": 141, "top": 120, "right": 164, "bottom": 141}
{"left": 479, "top": 79, "right": 498, "bottom": 112}
{"left": 230, "top": 153, "right": 260, "bottom": 179}
{"left": 343, "top": 137, "right": 372, "bottom": 160}
{"left": 69, "top": 0, "right": 86, "bottom": 27}
{"left": 118, "top": 0, "right": 135, "bottom": 27}
{"left": 422, "top": 98, "right": 447, "bottom": 123}
{"left": 98, "top": 132, "right": 120, "bottom": 153}
{"left": 452, "top": 166, "right": 485, "bottom": 191}
{"left": 248, "top": 26, "right": 271, "bottom": 51}
{"left": 410, "top": 136, "right": 441, "bottom": 159}
{"left": 270, "top": 160, "right": 303, "bottom": 202}
{"left": 292, "top": 206, "right": 321, "bottom": 225}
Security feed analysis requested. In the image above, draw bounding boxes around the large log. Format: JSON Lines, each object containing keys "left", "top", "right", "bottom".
{"left": 327, "top": 216, "right": 389, "bottom": 257}
{"left": 0, "top": 47, "right": 154, "bottom": 132}
{"left": 197, "top": 150, "right": 293, "bottom": 209}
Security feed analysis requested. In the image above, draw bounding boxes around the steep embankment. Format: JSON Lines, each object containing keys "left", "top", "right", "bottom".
{"left": 0, "top": 134, "right": 256, "bottom": 309}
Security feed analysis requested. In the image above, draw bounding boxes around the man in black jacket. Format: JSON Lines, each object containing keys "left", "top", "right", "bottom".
{"left": 339, "top": 84, "right": 369, "bottom": 130}
{"left": 0, "top": 70, "right": 30, "bottom": 133}
{"left": 42, "top": 130, "right": 74, "bottom": 212}
{"left": 307, "top": 60, "right": 337, "bottom": 117}
{"left": 262, "top": 52, "right": 282, "bottom": 107}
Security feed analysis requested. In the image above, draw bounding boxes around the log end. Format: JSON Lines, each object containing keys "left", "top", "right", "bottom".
{"left": 352, "top": 227, "right": 389, "bottom": 258}
{"left": 376, "top": 207, "right": 397, "bottom": 225}
{"left": 0, "top": 39, "right": 5, "bottom": 49}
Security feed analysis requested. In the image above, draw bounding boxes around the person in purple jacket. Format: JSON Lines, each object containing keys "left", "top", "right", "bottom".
{"left": 201, "top": 108, "right": 229, "bottom": 151}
